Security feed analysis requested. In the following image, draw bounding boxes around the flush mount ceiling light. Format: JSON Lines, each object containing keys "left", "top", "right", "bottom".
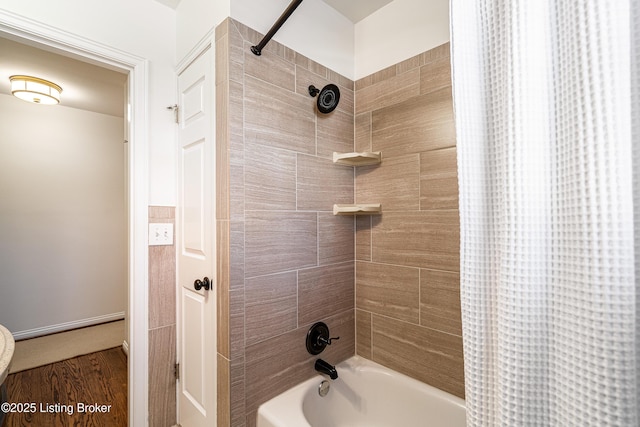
{"left": 10, "top": 75, "right": 62, "bottom": 105}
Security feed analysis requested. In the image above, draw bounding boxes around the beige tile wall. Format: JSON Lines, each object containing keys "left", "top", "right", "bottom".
{"left": 216, "top": 19, "right": 356, "bottom": 427}
{"left": 148, "top": 206, "right": 177, "bottom": 426}
{"left": 354, "top": 43, "right": 465, "bottom": 399}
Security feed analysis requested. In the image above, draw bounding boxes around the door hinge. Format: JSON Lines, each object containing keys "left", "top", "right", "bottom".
{"left": 167, "top": 104, "right": 179, "bottom": 124}
{"left": 175, "top": 362, "right": 180, "bottom": 381}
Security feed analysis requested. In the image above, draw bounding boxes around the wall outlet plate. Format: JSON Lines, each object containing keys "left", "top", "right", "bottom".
{"left": 149, "top": 223, "right": 174, "bottom": 246}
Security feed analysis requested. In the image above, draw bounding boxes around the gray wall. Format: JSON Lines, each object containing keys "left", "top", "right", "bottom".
{"left": 0, "top": 94, "right": 126, "bottom": 338}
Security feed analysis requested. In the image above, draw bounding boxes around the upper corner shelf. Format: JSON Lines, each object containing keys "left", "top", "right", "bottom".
{"left": 332, "top": 151, "right": 382, "bottom": 167}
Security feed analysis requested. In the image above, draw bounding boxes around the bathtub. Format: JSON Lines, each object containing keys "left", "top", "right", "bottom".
{"left": 256, "top": 356, "right": 466, "bottom": 427}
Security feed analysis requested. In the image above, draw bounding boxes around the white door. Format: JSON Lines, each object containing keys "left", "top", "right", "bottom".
{"left": 176, "top": 46, "right": 216, "bottom": 427}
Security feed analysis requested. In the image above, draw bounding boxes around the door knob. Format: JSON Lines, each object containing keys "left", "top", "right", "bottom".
{"left": 194, "top": 277, "right": 211, "bottom": 291}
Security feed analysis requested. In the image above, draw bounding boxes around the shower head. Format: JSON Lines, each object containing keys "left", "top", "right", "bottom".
{"left": 308, "top": 84, "right": 340, "bottom": 114}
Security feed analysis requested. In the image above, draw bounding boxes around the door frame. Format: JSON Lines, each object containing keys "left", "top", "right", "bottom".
{"left": 0, "top": 10, "right": 149, "bottom": 427}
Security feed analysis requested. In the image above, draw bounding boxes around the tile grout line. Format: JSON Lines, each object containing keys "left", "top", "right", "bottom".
{"left": 418, "top": 268, "right": 421, "bottom": 326}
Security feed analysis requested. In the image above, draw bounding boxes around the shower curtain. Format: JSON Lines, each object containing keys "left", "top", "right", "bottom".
{"left": 450, "top": 1, "right": 639, "bottom": 426}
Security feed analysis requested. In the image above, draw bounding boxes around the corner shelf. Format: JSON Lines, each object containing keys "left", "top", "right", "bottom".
{"left": 333, "top": 203, "right": 382, "bottom": 216}
{"left": 332, "top": 151, "right": 382, "bottom": 166}
{"left": 332, "top": 152, "right": 382, "bottom": 216}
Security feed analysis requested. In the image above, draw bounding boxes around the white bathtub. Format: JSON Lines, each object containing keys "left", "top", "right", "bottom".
{"left": 257, "top": 356, "right": 466, "bottom": 427}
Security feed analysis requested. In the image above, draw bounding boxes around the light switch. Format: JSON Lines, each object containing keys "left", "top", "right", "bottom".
{"left": 149, "top": 223, "right": 174, "bottom": 246}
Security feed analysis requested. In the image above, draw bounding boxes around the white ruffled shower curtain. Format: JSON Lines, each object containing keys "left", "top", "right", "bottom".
{"left": 450, "top": 1, "right": 639, "bottom": 426}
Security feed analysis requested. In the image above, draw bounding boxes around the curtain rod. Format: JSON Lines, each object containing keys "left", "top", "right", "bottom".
{"left": 250, "top": 0, "right": 304, "bottom": 56}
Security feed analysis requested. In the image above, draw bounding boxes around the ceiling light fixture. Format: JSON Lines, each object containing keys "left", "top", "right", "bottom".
{"left": 10, "top": 75, "right": 62, "bottom": 105}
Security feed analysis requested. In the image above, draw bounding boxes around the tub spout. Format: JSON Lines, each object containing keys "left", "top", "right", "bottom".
{"left": 315, "top": 359, "right": 338, "bottom": 380}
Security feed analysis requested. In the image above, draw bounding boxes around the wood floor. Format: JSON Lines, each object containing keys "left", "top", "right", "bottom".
{"left": 4, "top": 347, "right": 127, "bottom": 427}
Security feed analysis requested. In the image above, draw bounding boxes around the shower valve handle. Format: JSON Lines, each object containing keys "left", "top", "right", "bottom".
{"left": 306, "top": 322, "right": 340, "bottom": 355}
{"left": 317, "top": 336, "right": 340, "bottom": 346}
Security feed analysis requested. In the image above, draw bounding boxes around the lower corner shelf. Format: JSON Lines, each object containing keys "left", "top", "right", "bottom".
{"left": 333, "top": 203, "right": 382, "bottom": 216}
